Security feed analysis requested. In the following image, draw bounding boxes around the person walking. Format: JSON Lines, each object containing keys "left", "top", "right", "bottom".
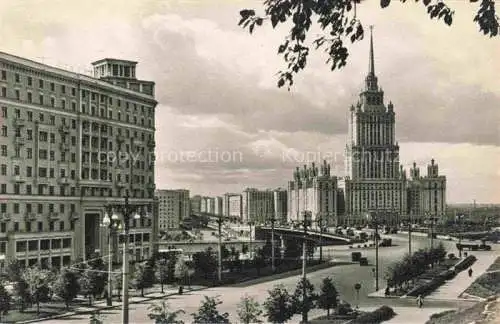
{"left": 416, "top": 295, "right": 423, "bottom": 308}
{"left": 468, "top": 268, "right": 473, "bottom": 277}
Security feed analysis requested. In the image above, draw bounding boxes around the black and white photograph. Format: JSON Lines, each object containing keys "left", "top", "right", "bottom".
{"left": 0, "top": 0, "right": 498, "bottom": 323}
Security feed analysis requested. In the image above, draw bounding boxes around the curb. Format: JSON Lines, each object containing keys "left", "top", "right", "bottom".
{"left": 18, "top": 286, "right": 209, "bottom": 323}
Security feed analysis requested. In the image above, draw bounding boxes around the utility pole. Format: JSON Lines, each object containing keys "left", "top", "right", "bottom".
{"left": 408, "top": 213, "right": 412, "bottom": 256}
{"left": 217, "top": 217, "right": 223, "bottom": 282}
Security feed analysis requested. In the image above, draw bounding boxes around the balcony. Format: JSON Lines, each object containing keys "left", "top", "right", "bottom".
{"left": 59, "top": 142, "right": 69, "bottom": 151}
{"left": 14, "top": 118, "right": 26, "bottom": 127}
{"left": 115, "top": 181, "right": 128, "bottom": 188}
{"left": 14, "top": 137, "right": 25, "bottom": 146}
{"left": 147, "top": 183, "right": 156, "bottom": 190}
{"left": 69, "top": 212, "right": 79, "bottom": 221}
{"left": 49, "top": 212, "right": 60, "bottom": 220}
{"left": 24, "top": 212, "right": 36, "bottom": 221}
{"left": 59, "top": 124, "right": 70, "bottom": 133}
{"left": 11, "top": 175, "right": 25, "bottom": 183}
{"left": 0, "top": 213, "right": 10, "bottom": 221}
{"left": 78, "top": 179, "right": 113, "bottom": 187}
{"left": 133, "top": 139, "right": 143, "bottom": 146}
{"left": 35, "top": 177, "right": 50, "bottom": 185}
{"left": 57, "top": 177, "right": 70, "bottom": 185}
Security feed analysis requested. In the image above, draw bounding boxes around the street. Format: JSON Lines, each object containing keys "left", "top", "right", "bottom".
{"left": 48, "top": 234, "right": 483, "bottom": 323}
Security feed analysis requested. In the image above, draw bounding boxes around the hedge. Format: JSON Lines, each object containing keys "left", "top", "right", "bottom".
{"left": 454, "top": 255, "right": 477, "bottom": 272}
{"left": 352, "top": 306, "right": 396, "bottom": 324}
{"left": 407, "top": 277, "right": 445, "bottom": 297}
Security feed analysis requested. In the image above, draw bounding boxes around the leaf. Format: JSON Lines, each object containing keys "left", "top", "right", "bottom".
{"left": 444, "top": 13, "right": 453, "bottom": 26}
{"left": 249, "top": 23, "right": 255, "bottom": 34}
{"left": 380, "top": 0, "right": 391, "bottom": 8}
{"left": 277, "top": 78, "right": 285, "bottom": 88}
{"left": 256, "top": 18, "right": 263, "bottom": 26}
{"left": 239, "top": 9, "right": 255, "bottom": 18}
{"left": 423, "top": 0, "right": 431, "bottom": 6}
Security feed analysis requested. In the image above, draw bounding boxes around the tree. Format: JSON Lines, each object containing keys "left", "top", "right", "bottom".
{"left": 148, "top": 301, "right": 185, "bottom": 324}
{"left": 239, "top": 0, "right": 499, "bottom": 89}
{"left": 22, "top": 267, "right": 52, "bottom": 314}
{"left": 12, "top": 279, "right": 30, "bottom": 312}
{"left": 263, "top": 284, "right": 295, "bottom": 324}
{"left": 192, "top": 249, "right": 217, "bottom": 279}
{"left": 237, "top": 295, "right": 263, "bottom": 324}
{"left": 191, "top": 296, "right": 230, "bottom": 324}
{"left": 292, "top": 277, "right": 317, "bottom": 323}
{"left": 0, "top": 283, "right": 11, "bottom": 321}
{"left": 317, "top": 277, "right": 338, "bottom": 318}
{"left": 174, "top": 257, "right": 189, "bottom": 286}
{"left": 133, "top": 262, "right": 155, "bottom": 297}
{"left": 253, "top": 248, "right": 267, "bottom": 276}
{"left": 52, "top": 268, "right": 80, "bottom": 309}
{"left": 155, "top": 258, "right": 170, "bottom": 293}
{"left": 78, "top": 271, "right": 95, "bottom": 306}
{"left": 5, "top": 259, "right": 22, "bottom": 282}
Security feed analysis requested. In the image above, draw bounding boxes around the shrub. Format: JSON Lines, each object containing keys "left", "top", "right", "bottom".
{"left": 454, "top": 255, "right": 477, "bottom": 272}
{"left": 336, "top": 301, "right": 353, "bottom": 315}
{"left": 448, "top": 253, "right": 456, "bottom": 260}
{"left": 407, "top": 277, "right": 445, "bottom": 297}
{"left": 352, "top": 305, "right": 396, "bottom": 324}
{"left": 351, "top": 252, "right": 362, "bottom": 262}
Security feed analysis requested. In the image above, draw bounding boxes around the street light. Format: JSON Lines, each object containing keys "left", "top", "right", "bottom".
{"left": 268, "top": 216, "right": 276, "bottom": 273}
{"left": 366, "top": 211, "right": 379, "bottom": 291}
{"left": 105, "top": 193, "right": 149, "bottom": 324}
{"left": 100, "top": 211, "right": 122, "bottom": 306}
{"left": 216, "top": 216, "right": 224, "bottom": 282}
{"left": 293, "top": 211, "right": 312, "bottom": 324}
{"left": 354, "top": 283, "right": 362, "bottom": 309}
{"left": 248, "top": 221, "right": 254, "bottom": 260}
{"left": 408, "top": 213, "right": 412, "bottom": 256}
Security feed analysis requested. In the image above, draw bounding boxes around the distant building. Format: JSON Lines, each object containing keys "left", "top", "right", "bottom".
{"left": 223, "top": 193, "right": 242, "bottom": 219}
{"left": 156, "top": 189, "right": 190, "bottom": 230}
{"left": 273, "top": 188, "right": 288, "bottom": 224}
{"left": 407, "top": 160, "right": 447, "bottom": 224}
{"left": 288, "top": 161, "right": 340, "bottom": 226}
{"left": 190, "top": 195, "right": 202, "bottom": 213}
{"left": 214, "top": 196, "right": 223, "bottom": 216}
{"left": 242, "top": 188, "right": 274, "bottom": 224}
{"left": 200, "top": 196, "right": 215, "bottom": 214}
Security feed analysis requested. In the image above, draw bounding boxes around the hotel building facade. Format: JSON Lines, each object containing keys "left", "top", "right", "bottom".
{"left": 0, "top": 52, "right": 157, "bottom": 269}
{"left": 343, "top": 31, "right": 446, "bottom": 226}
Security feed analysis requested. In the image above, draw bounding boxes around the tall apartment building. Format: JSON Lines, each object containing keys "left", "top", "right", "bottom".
{"left": 190, "top": 195, "right": 201, "bottom": 213}
{"left": 0, "top": 52, "right": 157, "bottom": 269}
{"left": 223, "top": 193, "right": 242, "bottom": 219}
{"left": 288, "top": 161, "right": 339, "bottom": 226}
{"left": 214, "top": 196, "right": 223, "bottom": 216}
{"left": 344, "top": 30, "right": 446, "bottom": 226}
{"left": 156, "top": 189, "right": 190, "bottom": 230}
{"left": 242, "top": 188, "right": 274, "bottom": 224}
{"left": 273, "top": 188, "right": 287, "bottom": 224}
{"left": 200, "top": 196, "right": 215, "bottom": 214}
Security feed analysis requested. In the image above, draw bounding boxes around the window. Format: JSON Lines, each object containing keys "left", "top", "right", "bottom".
{"left": 0, "top": 70, "right": 5, "bottom": 80}
{"left": 50, "top": 82, "right": 55, "bottom": 91}
{"left": 39, "top": 79, "right": 44, "bottom": 89}
{"left": 59, "top": 221, "right": 64, "bottom": 231}
{"left": 13, "top": 203, "right": 19, "bottom": 213}
{"left": 0, "top": 165, "right": 5, "bottom": 175}
{"left": 26, "top": 185, "right": 32, "bottom": 194}
{"left": 39, "top": 94, "right": 44, "bottom": 105}
{"left": 1, "top": 145, "right": 7, "bottom": 157}
{"left": 13, "top": 165, "right": 19, "bottom": 175}
{"left": 39, "top": 113, "right": 44, "bottom": 122}
{"left": 15, "top": 89, "right": 20, "bottom": 100}
{"left": 1, "top": 126, "right": 7, "bottom": 137}
{"left": 61, "top": 99, "right": 66, "bottom": 109}
{"left": 27, "top": 148, "right": 32, "bottom": 159}
{"left": 61, "top": 85, "right": 66, "bottom": 93}
{"left": 38, "top": 167, "right": 47, "bottom": 177}
{"left": 1, "top": 87, "right": 6, "bottom": 97}
{"left": 27, "top": 129, "right": 32, "bottom": 140}
{"left": 26, "top": 166, "right": 32, "bottom": 177}
{"left": 38, "top": 221, "right": 43, "bottom": 232}
{"left": 1, "top": 107, "right": 6, "bottom": 118}
{"left": 71, "top": 87, "right": 76, "bottom": 96}
{"left": 50, "top": 132, "right": 55, "bottom": 143}
{"left": 49, "top": 168, "right": 54, "bottom": 178}
{"left": 50, "top": 97, "right": 55, "bottom": 107}
{"left": 27, "top": 76, "right": 32, "bottom": 86}
{"left": 27, "top": 111, "right": 32, "bottom": 121}
{"left": 50, "top": 115, "right": 55, "bottom": 125}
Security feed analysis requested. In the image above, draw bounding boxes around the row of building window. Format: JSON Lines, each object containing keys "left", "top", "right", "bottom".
{"left": 0, "top": 69, "right": 154, "bottom": 116}
{"left": 16, "top": 238, "right": 72, "bottom": 252}
{"left": 0, "top": 202, "right": 76, "bottom": 214}
{"left": 0, "top": 183, "right": 153, "bottom": 199}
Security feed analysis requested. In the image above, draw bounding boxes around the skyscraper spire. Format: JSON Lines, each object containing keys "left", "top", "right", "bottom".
{"left": 369, "top": 25, "right": 375, "bottom": 76}
{"left": 365, "top": 25, "right": 378, "bottom": 91}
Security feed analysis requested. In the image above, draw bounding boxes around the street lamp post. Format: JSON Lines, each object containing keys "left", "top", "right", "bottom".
{"left": 105, "top": 193, "right": 149, "bottom": 324}
{"left": 354, "top": 283, "right": 361, "bottom": 309}
{"left": 408, "top": 213, "right": 412, "bottom": 256}
{"left": 269, "top": 216, "right": 276, "bottom": 273}
{"left": 216, "top": 217, "right": 223, "bottom": 283}
{"left": 366, "top": 211, "right": 379, "bottom": 291}
{"left": 300, "top": 212, "right": 311, "bottom": 324}
{"left": 317, "top": 216, "right": 324, "bottom": 262}
{"left": 101, "top": 212, "right": 120, "bottom": 307}
{"left": 248, "top": 221, "right": 254, "bottom": 259}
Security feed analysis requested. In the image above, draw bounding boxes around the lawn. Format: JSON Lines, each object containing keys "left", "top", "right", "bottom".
{"left": 463, "top": 271, "right": 500, "bottom": 298}
{"left": 485, "top": 257, "right": 500, "bottom": 272}
{"left": 425, "top": 298, "right": 500, "bottom": 324}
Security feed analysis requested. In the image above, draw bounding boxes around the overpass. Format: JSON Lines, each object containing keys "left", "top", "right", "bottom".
{"left": 155, "top": 239, "right": 266, "bottom": 256}
{"left": 256, "top": 226, "right": 352, "bottom": 245}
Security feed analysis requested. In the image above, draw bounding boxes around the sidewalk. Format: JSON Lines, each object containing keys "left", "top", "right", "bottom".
{"left": 430, "top": 250, "right": 498, "bottom": 300}
{"left": 384, "top": 306, "right": 454, "bottom": 324}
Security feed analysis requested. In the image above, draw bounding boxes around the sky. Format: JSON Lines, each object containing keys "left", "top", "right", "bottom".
{"left": 1, "top": 0, "right": 498, "bottom": 203}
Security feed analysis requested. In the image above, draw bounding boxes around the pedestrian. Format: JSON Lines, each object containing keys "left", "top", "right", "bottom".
{"left": 468, "top": 268, "right": 473, "bottom": 277}
{"left": 416, "top": 295, "right": 423, "bottom": 308}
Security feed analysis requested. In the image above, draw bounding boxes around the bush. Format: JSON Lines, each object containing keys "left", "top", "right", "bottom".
{"left": 336, "top": 301, "right": 353, "bottom": 315}
{"left": 437, "top": 269, "right": 456, "bottom": 281}
{"left": 407, "top": 277, "right": 445, "bottom": 297}
{"left": 454, "top": 255, "right": 477, "bottom": 272}
{"left": 448, "top": 253, "right": 456, "bottom": 260}
{"left": 352, "top": 306, "right": 396, "bottom": 324}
